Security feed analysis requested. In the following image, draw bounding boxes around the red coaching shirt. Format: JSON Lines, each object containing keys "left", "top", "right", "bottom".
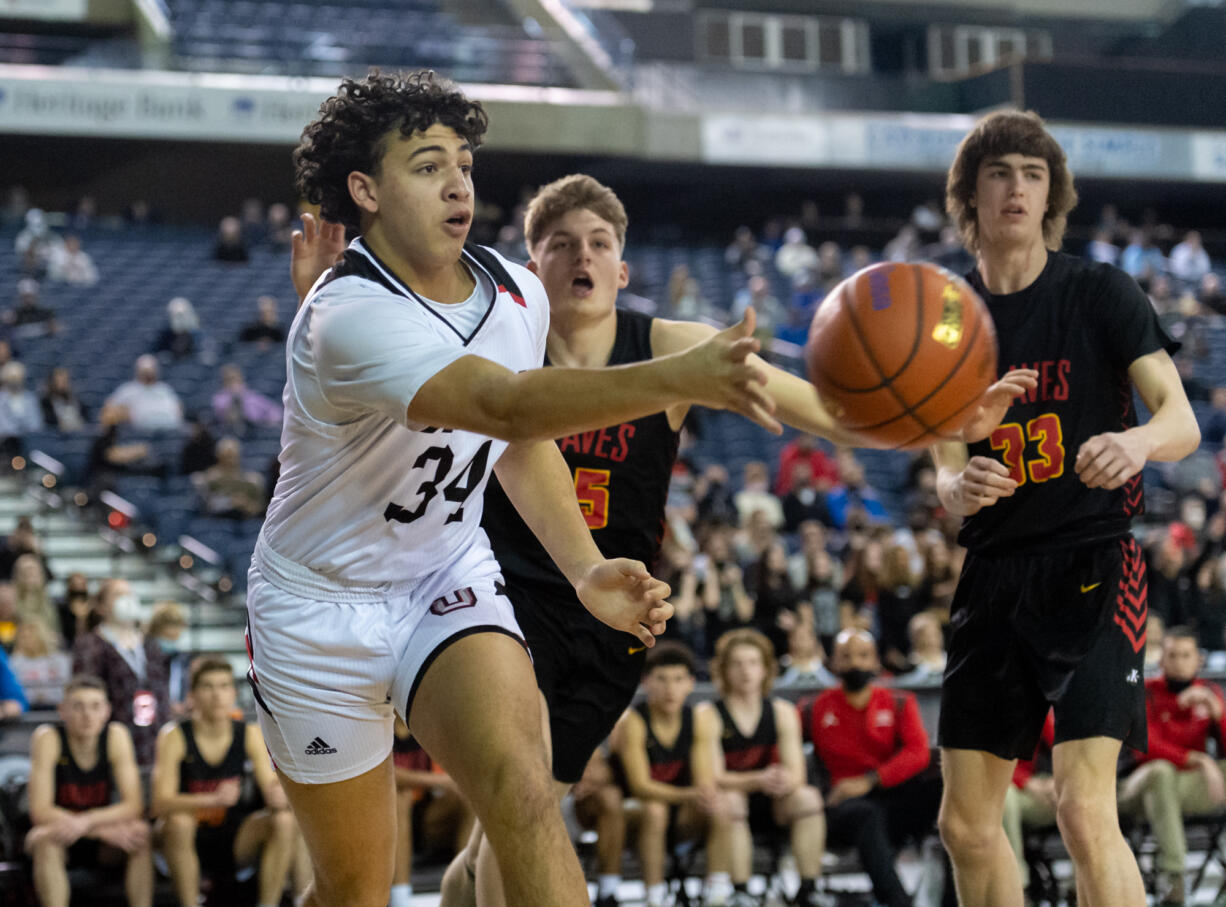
{"left": 807, "top": 686, "right": 930, "bottom": 788}
{"left": 1140, "top": 676, "right": 1226, "bottom": 769}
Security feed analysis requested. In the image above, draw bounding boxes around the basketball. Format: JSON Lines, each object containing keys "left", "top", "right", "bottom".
{"left": 804, "top": 262, "right": 998, "bottom": 450}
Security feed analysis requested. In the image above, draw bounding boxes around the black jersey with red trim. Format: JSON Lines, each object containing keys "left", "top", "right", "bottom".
{"left": 958, "top": 252, "right": 1178, "bottom": 554}
{"left": 179, "top": 719, "right": 249, "bottom": 827}
{"left": 482, "top": 308, "right": 680, "bottom": 599}
{"left": 716, "top": 698, "right": 780, "bottom": 772}
{"left": 637, "top": 701, "right": 694, "bottom": 785}
{"left": 54, "top": 725, "right": 114, "bottom": 811}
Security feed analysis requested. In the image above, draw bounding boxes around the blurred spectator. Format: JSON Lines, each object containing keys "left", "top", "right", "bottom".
{"left": 781, "top": 462, "right": 833, "bottom": 532}
{"left": 774, "top": 434, "right": 839, "bottom": 496}
{"left": 875, "top": 541, "right": 926, "bottom": 674}
{"left": 788, "top": 521, "right": 843, "bottom": 652}
{"left": 266, "top": 201, "right": 294, "bottom": 250}
{"left": 5, "top": 278, "right": 58, "bottom": 335}
{"left": 1205, "top": 387, "right": 1226, "bottom": 447}
{"left": 14, "top": 552, "right": 60, "bottom": 640}
{"left": 1150, "top": 273, "right": 1178, "bottom": 319}
{"left": 147, "top": 602, "right": 189, "bottom": 711}
{"left": 1147, "top": 525, "right": 1196, "bottom": 628}
{"left": 0, "top": 360, "right": 44, "bottom": 448}
{"left": 883, "top": 225, "right": 920, "bottom": 263}
{"left": 774, "top": 227, "right": 819, "bottom": 279}
{"left": 776, "top": 607, "right": 837, "bottom": 687}
{"left": 744, "top": 539, "right": 798, "bottom": 654}
{"left": 192, "top": 437, "right": 268, "bottom": 519}
{"left": 733, "top": 507, "right": 778, "bottom": 565}
{"left": 911, "top": 200, "right": 944, "bottom": 233}
{"left": 126, "top": 199, "right": 154, "bottom": 227}
{"left": 893, "top": 611, "right": 947, "bottom": 686}
{"left": 70, "top": 195, "right": 97, "bottom": 232}
{"left": 23, "top": 675, "right": 152, "bottom": 906}
{"left": 0, "top": 338, "right": 17, "bottom": 370}
{"left": 671, "top": 276, "right": 709, "bottom": 321}
{"left": 730, "top": 274, "right": 786, "bottom": 338}
{"left": 493, "top": 223, "right": 523, "bottom": 262}
{"left": 46, "top": 234, "right": 99, "bottom": 287}
{"left": 1146, "top": 614, "right": 1166, "bottom": 676}
{"left": 844, "top": 192, "right": 865, "bottom": 227}
{"left": 213, "top": 215, "right": 250, "bottom": 263}
{"left": 826, "top": 452, "right": 889, "bottom": 530}
{"left": 0, "top": 645, "right": 27, "bottom": 715}
{"left": 0, "top": 514, "right": 49, "bottom": 581}
{"left": 56, "top": 572, "right": 96, "bottom": 649}
{"left": 1121, "top": 229, "right": 1166, "bottom": 283}
{"left": 698, "top": 527, "right": 753, "bottom": 653}
{"left": 1085, "top": 228, "right": 1120, "bottom": 266}
{"left": 106, "top": 355, "right": 185, "bottom": 432}
{"left": 1199, "top": 272, "right": 1226, "bottom": 317}
{"left": 927, "top": 226, "right": 974, "bottom": 274}
{"left": 733, "top": 461, "right": 783, "bottom": 530}
{"left": 87, "top": 404, "right": 166, "bottom": 490}
{"left": 211, "top": 364, "right": 283, "bottom": 432}
{"left": 840, "top": 535, "right": 884, "bottom": 632}
{"left": 154, "top": 297, "right": 203, "bottom": 362}
{"left": 72, "top": 578, "right": 171, "bottom": 766}
{"left": 725, "top": 225, "right": 769, "bottom": 272}
{"left": 1169, "top": 230, "right": 1211, "bottom": 286}
{"left": 2, "top": 185, "right": 29, "bottom": 228}
{"left": 816, "top": 241, "right": 844, "bottom": 290}
{"left": 14, "top": 208, "right": 64, "bottom": 273}
{"left": 0, "top": 583, "right": 15, "bottom": 649}
{"left": 1193, "top": 553, "right": 1226, "bottom": 655}
{"left": 694, "top": 464, "right": 737, "bottom": 526}
{"left": 39, "top": 366, "right": 89, "bottom": 433}
{"left": 806, "top": 629, "right": 945, "bottom": 907}
{"left": 1118, "top": 627, "right": 1226, "bottom": 907}
{"left": 8, "top": 620, "right": 71, "bottom": 707}
{"left": 240, "top": 197, "right": 266, "bottom": 245}
{"left": 180, "top": 416, "right": 219, "bottom": 475}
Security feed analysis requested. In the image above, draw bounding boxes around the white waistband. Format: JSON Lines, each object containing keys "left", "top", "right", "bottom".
{"left": 252, "top": 532, "right": 419, "bottom": 603}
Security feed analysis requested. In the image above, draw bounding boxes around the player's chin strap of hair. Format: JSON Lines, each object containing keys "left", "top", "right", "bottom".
{"left": 465, "top": 243, "right": 525, "bottom": 303}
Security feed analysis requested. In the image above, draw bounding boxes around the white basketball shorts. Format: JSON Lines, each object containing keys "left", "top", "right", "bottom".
{"left": 245, "top": 536, "right": 525, "bottom": 784}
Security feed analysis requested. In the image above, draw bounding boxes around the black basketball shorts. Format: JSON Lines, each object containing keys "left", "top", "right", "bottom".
{"left": 508, "top": 579, "right": 646, "bottom": 784}
{"left": 938, "top": 535, "right": 1148, "bottom": 761}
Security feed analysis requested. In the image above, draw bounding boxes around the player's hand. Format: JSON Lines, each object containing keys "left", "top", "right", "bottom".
{"left": 675, "top": 308, "right": 781, "bottom": 435}
{"left": 1178, "top": 685, "right": 1223, "bottom": 720}
{"left": 1190, "top": 752, "right": 1226, "bottom": 807}
{"left": 826, "top": 775, "right": 874, "bottom": 807}
{"left": 959, "top": 368, "right": 1038, "bottom": 442}
{"left": 1074, "top": 430, "right": 1148, "bottom": 490}
{"left": 575, "top": 558, "right": 673, "bottom": 647}
{"left": 93, "top": 820, "right": 149, "bottom": 853}
{"left": 213, "top": 778, "right": 241, "bottom": 808}
{"left": 52, "top": 812, "right": 91, "bottom": 845}
{"left": 760, "top": 764, "right": 797, "bottom": 797}
{"left": 291, "top": 212, "right": 347, "bottom": 305}
{"left": 955, "top": 456, "right": 1018, "bottom": 512}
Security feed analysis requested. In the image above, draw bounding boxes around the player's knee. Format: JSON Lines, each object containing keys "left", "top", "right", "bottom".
{"left": 27, "top": 832, "right": 65, "bottom": 862}
{"left": 1055, "top": 792, "right": 1114, "bottom": 859}
{"left": 271, "top": 808, "right": 297, "bottom": 842}
{"left": 163, "top": 812, "right": 197, "bottom": 847}
{"left": 938, "top": 804, "right": 995, "bottom": 862}
{"left": 641, "top": 799, "right": 669, "bottom": 830}
{"left": 127, "top": 820, "right": 152, "bottom": 851}
{"left": 597, "top": 784, "right": 624, "bottom": 813}
{"left": 314, "top": 863, "right": 394, "bottom": 907}
{"left": 790, "top": 784, "right": 822, "bottom": 815}
{"left": 481, "top": 754, "right": 555, "bottom": 833}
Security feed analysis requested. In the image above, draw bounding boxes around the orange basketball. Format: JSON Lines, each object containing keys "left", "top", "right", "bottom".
{"left": 804, "top": 262, "right": 998, "bottom": 450}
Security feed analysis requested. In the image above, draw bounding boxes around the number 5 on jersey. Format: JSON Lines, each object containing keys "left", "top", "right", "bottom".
{"left": 574, "top": 467, "right": 611, "bottom": 530}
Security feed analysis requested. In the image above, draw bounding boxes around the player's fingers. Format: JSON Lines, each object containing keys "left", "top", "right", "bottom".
{"left": 739, "top": 397, "right": 783, "bottom": 435}
{"left": 646, "top": 601, "right": 674, "bottom": 624}
{"left": 641, "top": 579, "right": 672, "bottom": 603}
{"left": 726, "top": 336, "right": 763, "bottom": 366}
{"left": 615, "top": 558, "right": 650, "bottom": 580}
{"left": 968, "top": 456, "right": 1010, "bottom": 476}
{"left": 299, "top": 211, "right": 317, "bottom": 240}
{"left": 632, "top": 623, "right": 657, "bottom": 647}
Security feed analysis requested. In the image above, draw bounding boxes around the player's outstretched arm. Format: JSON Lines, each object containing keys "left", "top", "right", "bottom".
{"left": 931, "top": 440, "right": 1017, "bottom": 517}
{"left": 408, "top": 311, "right": 779, "bottom": 441}
{"left": 1075, "top": 349, "right": 1200, "bottom": 489}
{"left": 494, "top": 439, "right": 672, "bottom": 646}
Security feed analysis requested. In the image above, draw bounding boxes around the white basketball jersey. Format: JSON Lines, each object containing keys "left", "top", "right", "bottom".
{"left": 258, "top": 238, "right": 548, "bottom": 589}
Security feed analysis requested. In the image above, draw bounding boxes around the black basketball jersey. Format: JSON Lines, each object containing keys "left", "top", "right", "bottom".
{"left": 54, "top": 725, "right": 114, "bottom": 812}
{"left": 482, "top": 308, "right": 680, "bottom": 599}
{"left": 959, "top": 252, "right": 1178, "bottom": 553}
{"left": 179, "top": 719, "right": 248, "bottom": 827}
{"left": 636, "top": 701, "right": 693, "bottom": 785}
{"left": 716, "top": 698, "right": 780, "bottom": 772}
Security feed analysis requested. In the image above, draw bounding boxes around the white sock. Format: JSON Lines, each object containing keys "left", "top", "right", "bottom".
{"left": 647, "top": 881, "right": 668, "bottom": 905}
{"left": 389, "top": 882, "right": 413, "bottom": 907}
{"left": 707, "top": 871, "right": 732, "bottom": 901}
{"left": 598, "top": 874, "right": 621, "bottom": 898}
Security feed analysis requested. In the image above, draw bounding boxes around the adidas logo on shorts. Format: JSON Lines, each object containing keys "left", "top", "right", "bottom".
{"left": 304, "top": 736, "right": 337, "bottom": 755}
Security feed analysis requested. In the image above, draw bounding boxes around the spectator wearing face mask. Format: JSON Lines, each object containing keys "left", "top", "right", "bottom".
{"left": 72, "top": 579, "right": 171, "bottom": 766}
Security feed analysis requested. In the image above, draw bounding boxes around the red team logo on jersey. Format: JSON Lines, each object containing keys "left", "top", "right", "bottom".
{"left": 429, "top": 587, "right": 477, "bottom": 615}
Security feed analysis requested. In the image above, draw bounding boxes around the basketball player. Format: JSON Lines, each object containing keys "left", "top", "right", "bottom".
{"left": 152, "top": 657, "right": 302, "bottom": 907}
{"left": 25, "top": 675, "right": 153, "bottom": 907}
{"left": 932, "top": 110, "right": 1201, "bottom": 907}
{"left": 253, "top": 69, "right": 796, "bottom": 907}
{"left": 290, "top": 172, "right": 1037, "bottom": 907}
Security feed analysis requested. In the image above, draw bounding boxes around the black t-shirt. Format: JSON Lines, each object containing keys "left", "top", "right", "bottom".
{"left": 636, "top": 701, "right": 694, "bottom": 786}
{"left": 178, "top": 719, "right": 249, "bottom": 828}
{"left": 959, "top": 252, "right": 1178, "bottom": 553}
{"left": 715, "top": 698, "right": 779, "bottom": 771}
{"left": 483, "top": 309, "right": 680, "bottom": 601}
{"left": 54, "top": 725, "right": 114, "bottom": 811}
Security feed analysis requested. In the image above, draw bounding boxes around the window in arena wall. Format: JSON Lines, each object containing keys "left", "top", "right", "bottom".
{"left": 927, "top": 24, "right": 1051, "bottom": 77}
{"left": 697, "top": 11, "right": 868, "bottom": 74}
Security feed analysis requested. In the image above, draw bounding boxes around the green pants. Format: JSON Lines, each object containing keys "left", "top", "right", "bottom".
{"left": 1117, "top": 758, "right": 1226, "bottom": 874}
{"left": 1003, "top": 781, "right": 1058, "bottom": 887}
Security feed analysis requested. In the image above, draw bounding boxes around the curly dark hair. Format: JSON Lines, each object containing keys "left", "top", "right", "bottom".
{"left": 945, "top": 109, "right": 1077, "bottom": 254}
{"left": 293, "top": 70, "right": 489, "bottom": 231}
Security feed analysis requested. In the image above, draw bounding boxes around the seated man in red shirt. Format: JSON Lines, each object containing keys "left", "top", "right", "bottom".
{"left": 1118, "top": 626, "right": 1226, "bottom": 907}
{"left": 807, "top": 629, "right": 950, "bottom": 907}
